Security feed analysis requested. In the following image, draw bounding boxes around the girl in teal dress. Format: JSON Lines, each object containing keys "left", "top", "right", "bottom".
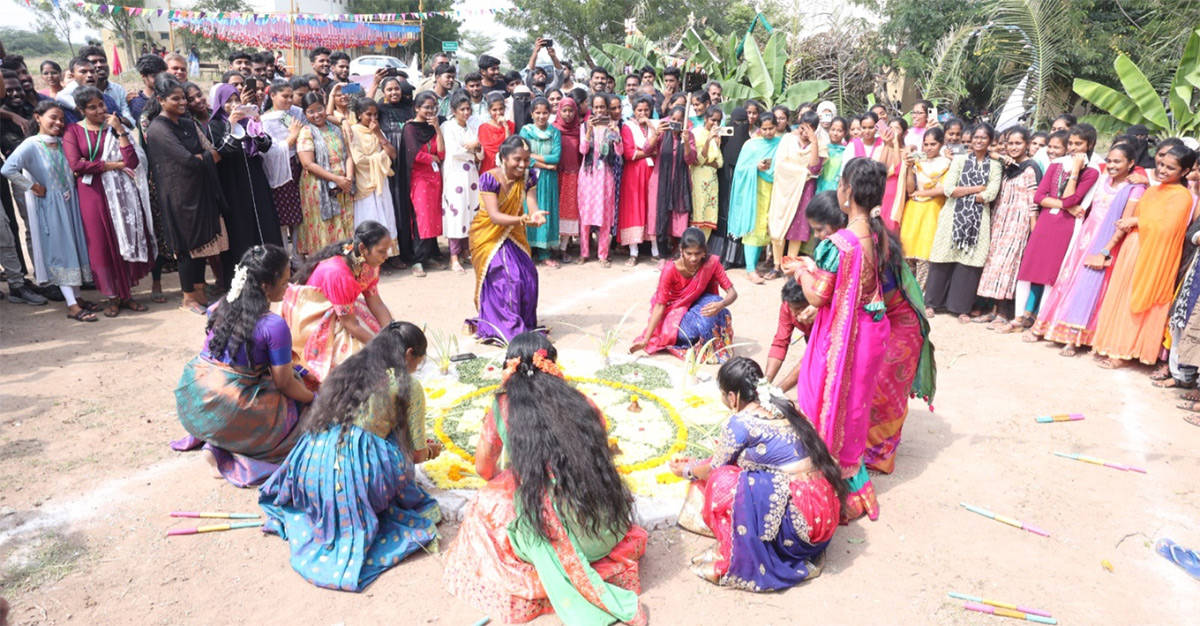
{"left": 259, "top": 321, "right": 442, "bottom": 592}
{"left": 520, "top": 97, "right": 562, "bottom": 266}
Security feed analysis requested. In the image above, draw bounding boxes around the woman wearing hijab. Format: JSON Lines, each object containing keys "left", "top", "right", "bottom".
{"left": 712, "top": 107, "right": 750, "bottom": 268}
{"left": 400, "top": 91, "right": 445, "bottom": 277}
{"left": 208, "top": 83, "right": 282, "bottom": 279}
{"left": 554, "top": 97, "right": 582, "bottom": 259}
{"left": 372, "top": 76, "right": 416, "bottom": 267}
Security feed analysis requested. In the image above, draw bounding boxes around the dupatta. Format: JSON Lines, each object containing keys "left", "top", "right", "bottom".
{"left": 895, "top": 262, "right": 937, "bottom": 405}
{"left": 348, "top": 123, "right": 393, "bottom": 199}
{"left": 769, "top": 132, "right": 826, "bottom": 239}
{"left": 1056, "top": 182, "right": 1141, "bottom": 326}
{"left": 624, "top": 120, "right": 655, "bottom": 167}
{"left": 303, "top": 121, "right": 347, "bottom": 220}
{"left": 98, "top": 128, "right": 157, "bottom": 263}
{"left": 727, "top": 135, "right": 780, "bottom": 238}
{"left": 1130, "top": 184, "right": 1194, "bottom": 313}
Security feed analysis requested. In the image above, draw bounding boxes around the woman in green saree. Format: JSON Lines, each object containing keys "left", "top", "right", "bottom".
{"left": 443, "top": 332, "right": 648, "bottom": 625}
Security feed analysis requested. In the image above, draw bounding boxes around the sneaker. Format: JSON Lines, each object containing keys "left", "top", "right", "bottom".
{"left": 8, "top": 284, "right": 48, "bottom": 305}
{"left": 39, "top": 284, "right": 65, "bottom": 302}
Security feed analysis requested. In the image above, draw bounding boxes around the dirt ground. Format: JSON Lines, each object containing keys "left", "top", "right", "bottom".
{"left": 1, "top": 255, "right": 1197, "bottom": 626}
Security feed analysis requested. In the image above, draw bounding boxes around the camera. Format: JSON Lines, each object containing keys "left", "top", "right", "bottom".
{"left": 667, "top": 121, "right": 683, "bottom": 132}
{"left": 593, "top": 115, "right": 610, "bottom": 126}
{"left": 542, "top": 36, "right": 554, "bottom": 48}
{"left": 716, "top": 126, "right": 735, "bottom": 137}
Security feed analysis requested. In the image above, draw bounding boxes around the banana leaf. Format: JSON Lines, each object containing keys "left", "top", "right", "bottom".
{"left": 780, "top": 80, "right": 830, "bottom": 109}
{"left": 1169, "top": 30, "right": 1200, "bottom": 132}
{"left": 1072, "top": 78, "right": 1154, "bottom": 129}
{"left": 683, "top": 27, "right": 722, "bottom": 77}
{"left": 741, "top": 33, "right": 773, "bottom": 104}
{"left": 602, "top": 43, "right": 654, "bottom": 76}
{"left": 1115, "top": 55, "right": 1170, "bottom": 130}
{"left": 588, "top": 46, "right": 620, "bottom": 77}
{"left": 762, "top": 31, "right": 788, "bottom": 98}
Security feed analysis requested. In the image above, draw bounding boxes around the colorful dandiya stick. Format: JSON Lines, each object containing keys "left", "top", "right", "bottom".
{"left": 469, "top": 619, "right": 492, "bottom": 626}
{"left": 166, "top": 521, "right": 264, "bottom": 536}
{"left": 948, "top": 592, "right": 1052, "bottom": 617}
{"left": 170, "top": 511, "right": 261, "bottom": 519}
{"left": 1034, "top": 413, "right": 1085, "bottom": 423}
{"left": 963, "top": 602, "right": 1058, "bottom": 624}
{"left": 960, "top": 503, "right": 1050, "bottom": 537}
{"left": 1052, "top": 452, "right": 1146, "bottom": 473}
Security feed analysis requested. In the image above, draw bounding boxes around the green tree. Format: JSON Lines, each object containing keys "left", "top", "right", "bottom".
{"left": 505, "top": 33, "right": 538, "bottom": 72}
{"left": 0, "top": 26, "right": 73, "bottom": 60}
{"left": 178, "top": 0, "right": 254, "bottom": 66}
{"left": 75, "top": 0, "right": 146, "bottom": 76}
{"left": 497, "top": 0, "right": 760, "bottom": 69}
{"left": 459, "top": 30, "right": 498, "bottom": 68}
{"left": 31, "top": 2, "right": 83, "bottom": 58}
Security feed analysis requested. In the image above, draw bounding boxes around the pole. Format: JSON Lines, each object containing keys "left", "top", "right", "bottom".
{"left": 166, "top": 0, "right": 175, "bottom": 52}
{"left": 419, "top": 0, "right": 425, "bottom": 72}
{"left": 290, "top": 0, "right": 298, "bottom": 76}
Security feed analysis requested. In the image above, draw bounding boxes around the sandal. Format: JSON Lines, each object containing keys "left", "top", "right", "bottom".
{"left": 75, "top": 298, "right": 102, "bottom": 313}
{"left": 956, "top": 314, "right": 972, "bottom": 324}
{"left": 451, "top": 262, "right": 466, "bottom": 275}
{"left": 67, "top": 308, "right": 98, "bottom": 322}
{"left": 121, "top": 298, "right": 148, "bottom": 312}
{"left": 1179, "top": 389, "right": 1200, "bottom": 402}
{"left": 1097, "top": 357, "right": 1126, "bottom": 370}
{"left": 601, "top": 259, "right": 612, "bottom": 268}
{"left": 1155, "top": 539, "right": 1200, "bottom": 580}
{"left": 1186, "top": 414, "right": 1200, "bottom": 428}
{"left": 1149, "top": 364, "right": 1172, "bottom": 381}
{"left": 747, "top": 271, "right": 765, "bottom": 285}
{"left": 425, "top": 259, "right": 447, "bottom": 271}
{"left": 560, "top": 253, "right": 574, "bottom": 264}
{"left": 103, "top": 301, "right": 120, "bottom": 318}
{"left": 625, "top": 257, "right": 638, "bottom": 267}
{"left": 998, "top": 319, "right": 1027, "bottom": 334}
{"left": 987, "top": 316, "right": 1010, "bottom": 331}
{"left": 575, "top": 257, "right": 586, "bottom": 265}
{"left": 410, "top": 263, "right": 427, "bottom": 278}
{"left": 1178, "top": 400, "right": 1200, "bottom": 413}
{"left": 971, "top": 312, "right": 997, "bottom": 324}
{"left": 1022, "top": 331, "right": 1041, "bottom": 343}
{"left": 150, "top": 291, "right": 168, "bottom": 304}
{"left": 1059, "top": 345, "right": 1078, "bottom": 357}
{"left": 541, "top": 258, "right": 561, "bottom": 269}
{"left": 179, "top": 302, "right": 206, "bottom": 315}
{"left": 763, "top": 268, "right": 784, "bottom": 281}
{"left": 1153, "top": 377, "right": 1193, "bottom": 389}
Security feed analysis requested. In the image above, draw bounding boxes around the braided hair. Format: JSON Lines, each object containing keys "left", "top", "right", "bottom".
{"left": 205, "top": 244, "right": 289, "bottom": 367}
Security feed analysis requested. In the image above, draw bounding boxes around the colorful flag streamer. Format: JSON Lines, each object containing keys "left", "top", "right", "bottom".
{"left": 170, "top": 17, "right": 422, "bottom": 49}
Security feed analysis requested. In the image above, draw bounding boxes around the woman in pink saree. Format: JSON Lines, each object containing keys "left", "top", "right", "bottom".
{"left": 794, "top": 157, "right": 891, "bottom": 522}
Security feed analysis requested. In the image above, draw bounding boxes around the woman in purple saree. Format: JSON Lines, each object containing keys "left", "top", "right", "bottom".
{"left": 467, "top": 136, "right": 546, "bottom": 342}
{"left": 794, "top": 157, "right": 891, "bottom": 522}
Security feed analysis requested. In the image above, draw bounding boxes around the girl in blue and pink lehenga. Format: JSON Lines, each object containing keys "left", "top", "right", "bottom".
{"left": 670, "top": 357, "right": 844, "bottom": 592}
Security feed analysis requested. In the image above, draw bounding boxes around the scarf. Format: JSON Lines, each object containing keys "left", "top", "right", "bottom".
{"left": 212, "top": 84, "right": 262, "bottom": 157}
{"left": 304, "top": 121, "right": 346, "bottom": 220}
{"left": 402, "top": 119, "right": 438, "bottom": 170}
{"left": 552, "top": 97, "right": 580, "bottom": 140}
{"left": 349, "top": 123, "right": 392, "bottom": 199}
{"left": 97, "top": 127, "right": 157, "bottom": 262}
{"left": 259, "top": 110, "right": 295, "bottom": 188}
{"left": 553, "top": 98, "right": 581, "bottom": 175}
{"left": 1003, "top": 157, "right": 1042, "bottom": 182}
{"left": 625, "top": 119, "right": 655, "bottom": 167}
{"left": 950, "top": 153, "right": 991, "bottom": 250}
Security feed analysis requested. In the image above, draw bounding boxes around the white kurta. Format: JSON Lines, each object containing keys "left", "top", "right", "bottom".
{"left": 440, "top": 119, "right": 482, "bottom": 239}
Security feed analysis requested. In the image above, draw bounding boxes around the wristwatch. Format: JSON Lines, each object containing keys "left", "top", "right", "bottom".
{"left": 1100, "top": 248, "right": 1111, "bottom": 259}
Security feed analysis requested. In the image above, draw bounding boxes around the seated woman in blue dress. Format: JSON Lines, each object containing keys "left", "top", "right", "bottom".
{"left": 172, "top": 244, "right": 315, "bottom": 487}
{"left": 629, "top": 228, "right": 739, "bottom": 363}
{"left": 259, "top": 321, "right": 442, "bottom": 592}
{"left": 670, "top": 356, "right": 846, "bottom": 592}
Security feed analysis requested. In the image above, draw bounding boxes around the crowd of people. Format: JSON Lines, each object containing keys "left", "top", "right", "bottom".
{"left": 3, "top": 39, "right": 1199, "bottom": 623}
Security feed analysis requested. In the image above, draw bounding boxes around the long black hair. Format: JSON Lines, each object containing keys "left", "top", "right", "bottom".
{"left": 841, "top": 157, "right": 891, "bottom": 274}
{"left": 502, "top": 332, "right": 634, "bottom": 541}
{"left": 205, "top": 244, "right": 289, "bottom": 366}
{"left": 293, "top": 220, "right": 390, "bottom": 285}
{"left": 717, "top": 357, "right": 847, "bottom": 505}
{"left": 805, "top": 190, "right": 847, "bottom": 230}
{"left": 303, "top": 321, "right": 428, "bottom": 449}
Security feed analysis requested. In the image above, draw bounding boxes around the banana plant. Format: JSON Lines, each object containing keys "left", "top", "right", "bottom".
{"left": 1072, "top": 28, "right": 1200, "bottom": 137}
{"left": 719, "top": 32, "right": 829, "bottom": 111}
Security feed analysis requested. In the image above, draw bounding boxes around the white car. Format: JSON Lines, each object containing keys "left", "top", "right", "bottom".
{"left": 349, "top": 55, "right": 421, "bottom": 82}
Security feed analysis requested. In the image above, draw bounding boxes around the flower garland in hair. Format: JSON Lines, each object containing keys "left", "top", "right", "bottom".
{"left": 226, "top": 264, "right": 249, "bottom": 302}
{"left": 501, "top": 349, "right": 564, "bottom": 384}
{"left": 754, "top": 378, "right": 787, "bottom": 418}
{"left": 870, "top": 206, "right": 882, "bottom": 219}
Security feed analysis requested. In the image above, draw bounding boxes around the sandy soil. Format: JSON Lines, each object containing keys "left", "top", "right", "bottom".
{"left": 1, "top": 256, "right": 1197, "bottom": 626}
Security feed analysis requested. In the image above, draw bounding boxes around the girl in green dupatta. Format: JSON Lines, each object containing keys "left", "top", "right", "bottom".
{"left": 520, "top": 97, "right": 563, "bottom": 266}
{"left": 443, "top": 333, "right": 648, "bottom": 625}
{"left": 727, "top": 116, "right": 782, "bottom": 285}
{"left": 817, "top": 116, "right": 849, "bottom": 193}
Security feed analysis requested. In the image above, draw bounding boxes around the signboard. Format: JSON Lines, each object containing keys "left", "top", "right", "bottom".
{"left": 442, "top": 41, "right": 458, "bottom": 52}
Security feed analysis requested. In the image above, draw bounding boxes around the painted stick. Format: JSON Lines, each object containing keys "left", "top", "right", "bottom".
{"left": 948, "top": 593, "right": 1052, "bottom": 617}
{"left": 166, "top": 521, "right": 264, "bottom": 536}
{"left": 170, "top": 511, "right": 261, "bottom": 519}
{"left": 1053, "top": 452, "right": 1146, "bottom": 473}
{"left": 960, "top": 503, "right": 1050, "bottom": 537}
{"left": 469, "top": 619, "right": 492, "bottom": 626}
{"left": 964, "top": 602, "right": 1057, "bottom": 624}
{"left": 1034, "top": 413, "right": 1084, "bottom": 423}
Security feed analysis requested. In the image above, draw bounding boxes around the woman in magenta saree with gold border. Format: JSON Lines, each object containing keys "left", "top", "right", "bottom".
{"left": 794, "top": 157, "right": 891, "bottom": 522}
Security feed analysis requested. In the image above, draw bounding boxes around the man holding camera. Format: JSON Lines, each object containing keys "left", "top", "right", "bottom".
{"left": 522, "top": 37, "right": 566, "bottom": 97}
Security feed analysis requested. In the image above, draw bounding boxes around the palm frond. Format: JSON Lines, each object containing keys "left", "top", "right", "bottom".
{"left": 920, "top": 24, "right": 977, "bottom": 109}
{"left": 986, "top": 0, "right": 1074, "bottom": 127}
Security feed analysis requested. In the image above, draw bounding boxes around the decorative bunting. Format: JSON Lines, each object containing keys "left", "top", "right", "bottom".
{"left": 20, "top": 0, "right": 524, "bottom": 21}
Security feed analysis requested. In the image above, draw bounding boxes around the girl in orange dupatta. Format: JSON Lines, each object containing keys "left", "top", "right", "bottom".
{"left": 1092, "top": 145, "right": 1197, "bottom": 368}
{"left": 443, "top": 333, "right": 648, "bottom": 625}
{"left": 466, "top": 136, "right": 546, "bottom": 343}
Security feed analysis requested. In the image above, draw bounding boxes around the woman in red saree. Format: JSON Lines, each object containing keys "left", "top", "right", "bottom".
{"left": 443, "top": 333, "right": 647, "bottom": 625}
{"left": 629, "top": 228, "right": 738, "bottom": 364}
{"left": 794, "top": 157, "right": 891, "bottom": 522}
{"left": 280, "top": 221, "right": 395, "bottom": 382}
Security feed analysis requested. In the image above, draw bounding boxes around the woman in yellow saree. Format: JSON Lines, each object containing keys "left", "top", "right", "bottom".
{"left": 467, "top": 136, "right": 547, "bottom": 342}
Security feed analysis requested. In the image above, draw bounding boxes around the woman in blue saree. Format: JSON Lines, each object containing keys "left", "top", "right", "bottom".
{"left": 671, "top": 357, "right": 845, "bottom": 591}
